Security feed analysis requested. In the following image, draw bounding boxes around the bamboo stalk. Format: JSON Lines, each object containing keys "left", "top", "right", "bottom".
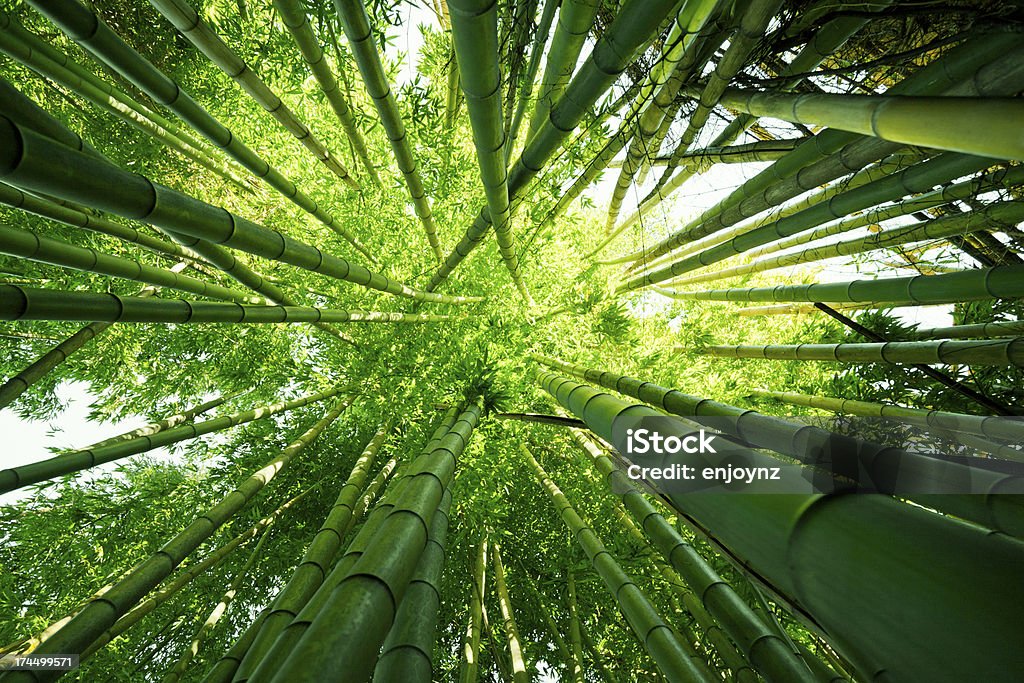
{"left": 0, "top": 387, "right": 350, "bottom": 493}
{"left": 148, "top": 0, "right": 358, "bottom": 187}
{"left": 537, "top": 369, "right": 1024, "bottom": 683}
{"left": 459, "top": 538, "right": 488, "bottom": 683}
{"left": 521, "top": 443, "right": 717, "bottom": 683}
{"left": 0, "top": 116, "right": 482, "bottom": 305}
{"left": 27, "top": 0, "right": 375, "bottom": 260}
{"left": 333, "top": 0, "right": 443, "bottom": 261}
{"left": 271, "top": 0, "right": 378, "bottom": 184}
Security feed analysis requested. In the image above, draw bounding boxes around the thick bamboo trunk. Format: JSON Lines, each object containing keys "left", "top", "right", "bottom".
{"left": 258, "top": 404, "right": 481, "bottom": 683}
{"left": 27, "top": 0, "right": 375, "bottom": 260}
{"left": 537, "top": 370, "right": 1024, "bottom": 683}
{"left": 0, "top": 117, "right": 481, "bottom": 305}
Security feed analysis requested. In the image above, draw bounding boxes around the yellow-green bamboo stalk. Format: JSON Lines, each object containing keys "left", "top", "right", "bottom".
{"left": 491, "top": 543, "right": 529, "bottom": 683}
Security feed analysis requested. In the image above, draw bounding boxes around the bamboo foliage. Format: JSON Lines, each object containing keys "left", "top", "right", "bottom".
{"left": 3, "top": 395, "right": 351, "bottom": 683}
{"left": 521, "top": 442, "right": 717, "bottom": 683}
{"left": 537, "top": 370, "right": 1024, "bottom": 683}
{"left": 332, "top": 0, "right": 443, "bottom": 262}
{"left": 147, "top": 0, "right": 358, "bottom": 187}
{"left": 448, "top": 0, "right": 534, "bottom": 305}
{"left": 26, "top": 0, "right": 375, "bottom": 260}
{"left": 0, "top": 116, "right": 482, "bottom": 305}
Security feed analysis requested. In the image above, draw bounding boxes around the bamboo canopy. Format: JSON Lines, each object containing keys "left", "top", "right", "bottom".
{"left": 1, "top": 1, "right": 1023, "bottom": 681}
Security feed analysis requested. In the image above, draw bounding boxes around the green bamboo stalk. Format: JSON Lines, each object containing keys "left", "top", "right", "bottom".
{"left": 271, "top": 0, "right": 378, "bottom": 184}
{"left": 666, "top": 201, "right": 1024, "bottom": 287}
{"left": 231, "top": 423, "right": 393, "bottom": 680}
{"left": 491, "top": 543, "right": 529, "bottom": 683}
{"left": 521, "top": 443, "right": 717, "bottom": 683}
{"left": 749, "top": 389, "right": 1024, "bottom": 444}
{"left": 459, "top": 538, "right": 488, "bottom": 683}
{"left": 562, "top": 426, "right": 816, "bottom": 683}
{"left": 537, "top": 355, "right": 1024, "bottom": 539}
{"left": 203, "top": 451, "right": 399, "bottom": 683}
{"left": 448, "top": 0, "right": 534, "bottom": 305}
{"left": 0, "top": 267, "right": 185, "bottom": 412}
{"left": 161, "top": 524, "right": 274, "bottom": 683}
{"left": 332, "top": 0, "right": 443, "bottom": 261}
{"left": 623, "top": 34, "right": 1024, "bottom": 269}
{"left": 239, "top": 408, "right": 462, "bottom": 682}
{"left": 708, "top": 86, "right": 1024, "bottom": 161}
{"left": 537, "top": 370, "right": 1024, "bottom": 683}
{"left": 567, "top": 568, "right": 585, "bottom": 683}
{"left": 27, "top": 0, "right": 375, "bottom": 261}
{"left": 425, "top": 0, "right": 680, "bottom": 292}
{"left": 0, "top": 285, "right": 452, "bottom": 325}
{"left": 654, "top": 263, "right": 1024, "bottom": 305}
{"left": 148, "top": 0, "right": 358, "bottom": 188}
{"left": 259, "top": 404, "right": 481, "bottom": 682}
{"left": 634, "top": 138, "right": 805, "bottom": 168}
{"left": 0, "top": 386, "right": 349, "bottom": 494}
{"left": 618, "top": 152, "right": 995, "bottom": 292}
{"left": 730, "top": 301, "right": 923, "bottom": 316}
{"left": 0, "top": 76, "right": 99, "bottom": 158}
{"left": 0, "top": 11, "right": 241, "bottom": 181}
{"left": 1, "top": 396, "right": 351, "bottom": 683}
{"left": 506, "top": 0, "right": 558, "bottom": 157}
{"left": 577, "top": 617, "right": 616, "bottom": 683}
{"left": 739, "top": 165, "right": 1024, "bottom": 263}
{"left": 0, "top": 37, "right": 246, "bottom": 189}
{"left": 371, "top": 486, "right": 453, "bottom": 682}
{"left": 609, "top": 503, "right": 760, "bottom": 683}
{"left": 910, "top": 320, "right": 1024, "bottom": 341}
{"left": 79, "top": 394, "right": 230, "bottom": 451}
{"left": 0, "top": 183, "right": 192, "bottom": 261}
{"left": 0, "top": 116, "right": 482, "bottom": 305}
{"left": 525, "top": 0, "right": 602, "bottom": 143}
{"left": 0, "top": 223, "right": 259, "bottom": 303}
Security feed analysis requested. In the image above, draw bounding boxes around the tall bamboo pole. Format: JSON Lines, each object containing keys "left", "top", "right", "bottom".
{"left": 460, "top": 538, "right": 488, "bottom": 683}
{"left": 27, "top": 0, "right": 375, "bottom": 260}
{"left": 148, "top": 0, "right": 358, "bottom": 187}
{"left": 491, "top": 543, "right": 530, "bottom": 683}
{"left": 0, "top": 116, "right": 482, "bottom": 305}
{"left": 0, "top": 386, "right": 349, "bottom": 493}
{"left": 332, "top": 0, "right": 443, "bottom": 261}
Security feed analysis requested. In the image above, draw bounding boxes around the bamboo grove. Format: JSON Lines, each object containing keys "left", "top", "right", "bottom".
{"left": 0, "top": 0, "right": 1021, "bottom": 681}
